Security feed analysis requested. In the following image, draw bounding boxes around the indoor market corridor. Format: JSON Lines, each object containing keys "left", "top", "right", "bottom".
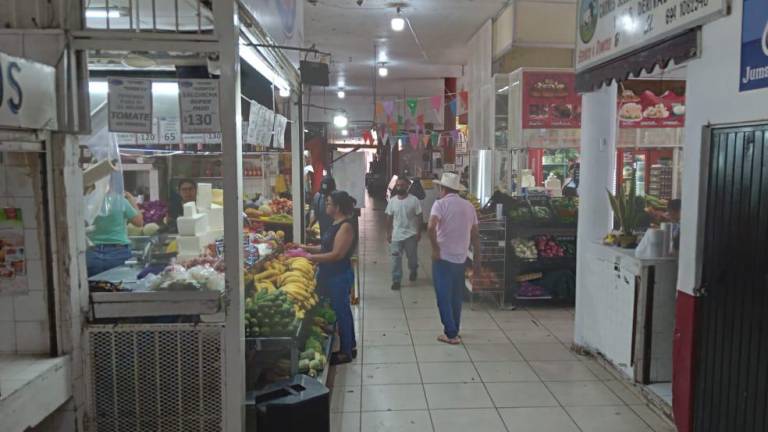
{"left": 329, "top": 200, "right": 676, "bottom": 432}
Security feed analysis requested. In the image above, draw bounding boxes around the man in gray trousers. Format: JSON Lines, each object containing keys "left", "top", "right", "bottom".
{"left": 386, "top": 176, "right": 423, "bottom": 290}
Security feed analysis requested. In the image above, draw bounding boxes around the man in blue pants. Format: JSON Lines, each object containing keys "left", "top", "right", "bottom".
{"left": 428, "top": 172, "right": 480, "bottom": 345}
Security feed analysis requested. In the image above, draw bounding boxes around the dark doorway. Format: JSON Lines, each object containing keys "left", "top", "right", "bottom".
{"left": 694, "top": 124, "right": 768, "bottom": 431}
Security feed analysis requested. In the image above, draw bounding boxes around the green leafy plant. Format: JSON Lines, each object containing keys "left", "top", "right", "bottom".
{"left": 607, "top": 170, "right": 645, "bottom": 235}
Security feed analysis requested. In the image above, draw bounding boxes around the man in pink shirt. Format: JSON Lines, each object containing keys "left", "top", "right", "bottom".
{"left": 428, "top": 172, "right": 480, "bottom": 344}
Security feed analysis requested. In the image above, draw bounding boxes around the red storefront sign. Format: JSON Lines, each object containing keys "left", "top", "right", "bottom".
{"left": 617, "top": 80, "right": 686, "bottom": 128}
{"left": 522, "top": 71, "right": 581, "bottom": 129}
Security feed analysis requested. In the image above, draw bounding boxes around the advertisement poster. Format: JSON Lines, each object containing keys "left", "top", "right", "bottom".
{"left": 179, "top": 79, "right": 221, "bottom": 134}
{"left": 522, "top": 71, "right": 582, "bottom": 129}
{"left": 108, "top": 78, "right": 152, "bottom": 133}
{"left": 158, "top": 117, "right": 180, "bottom": 144}
{"left": 0, "top": 208, "right": 27, "bottom": 294}
{"left": 739, "top": 0, "right": 768, "bottom": 91}
{"left": 576, "top": 0, "right": 726, "bottom": 71}
{"left": 617, "top": 80, "right": 686, "bottom": 128}
{"left": 0, "top": 51, "right": 57, "bottom": 130}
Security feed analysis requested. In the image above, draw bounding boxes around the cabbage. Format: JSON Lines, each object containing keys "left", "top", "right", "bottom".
{"left": 127, "top": 223, "right": 143, "bottom": 237}
{"left": 142, "top": 223, "right": 160, "bottom": 236}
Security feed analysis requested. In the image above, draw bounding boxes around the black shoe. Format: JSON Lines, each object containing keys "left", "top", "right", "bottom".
{"left": 409, "top": 272, "right": 417, "bottom": 282}
{"left": 331, "top": 352, "right": 353, "bottom": 365}
{"left": 391, "top": 282, "right": 401, "bottom": 290}
{"left": 352, "top": 348, "right": 358, "bottom": 359}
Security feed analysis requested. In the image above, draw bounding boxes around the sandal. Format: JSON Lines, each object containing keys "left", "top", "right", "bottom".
{"left": 437, "top": 334, "right": 461, "bottom": 345}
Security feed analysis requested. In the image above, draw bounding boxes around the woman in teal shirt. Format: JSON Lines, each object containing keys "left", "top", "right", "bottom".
{"left": 87, "top": 192, "right": 143, "bottom": 276}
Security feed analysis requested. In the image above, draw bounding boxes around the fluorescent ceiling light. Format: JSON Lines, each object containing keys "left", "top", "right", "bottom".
{"left": 279, "top": 87, "right": 291, "bottom": 97}
{"left": 86, "top": 9, "right": 121, "bottom": 18}
{"left": 341, "top": 129, "right": 349, "bottom": 136}
{"left": 391, "top": 17, "right": 405, "bottom": 32}
{"left": 378, "top": 51, "right": 388, "bottom": 62}
{"left": 337, "top": 90, "right": 346, "bottom": 99}
{"left": 89, "top": 81, "right": 108, "bottom": 93}
{"left": 497, "top": 86, "right": 509, "bottom": 94}
{"left": 333, "top": 112, "right": 348, "bottom": 128}
{"left": 378, "top": 66, "right": 388, "bottom": 77}
{"left": 239, "top": 37, "right": 291, "bottom": 94}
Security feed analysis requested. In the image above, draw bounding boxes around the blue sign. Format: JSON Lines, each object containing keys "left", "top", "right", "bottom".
{"left": 740, "top": 0, "right": 768, "bottom": 91}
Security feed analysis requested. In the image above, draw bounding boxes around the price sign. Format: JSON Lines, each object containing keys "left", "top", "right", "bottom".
{"left": 136, "top": 118, "right": 159, "bottom": 145}
{"left": 178, "top": 79, "right": 221, "bottom": 134}
{"left": 108, "top": 77, "right": 152, "bottom": 133}
{"left": 205, "top": 132, "right": 222, "bottom": 145}
{"left": 114, "top": 133, "right": 137, "bottom": 147}
{"left": 158, "top": 117, "right": 181, "bottom": 144}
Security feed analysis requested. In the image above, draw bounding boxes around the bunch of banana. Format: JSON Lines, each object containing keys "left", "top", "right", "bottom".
{"left": 286, "top": 257, "right": 315, "bottom": 278}
{"left": 282, "top": 283, "right": 319, "bottom": 318}
{"left": 254, "top": 279, "right": 276, "bottom": 294}
{"left": 264, "top": 259, "right": 287, "bottom": 274}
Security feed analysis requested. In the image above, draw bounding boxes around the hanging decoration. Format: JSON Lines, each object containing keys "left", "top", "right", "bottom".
{"left": 448, "top": 99, "right": 458, "bottom": 116}
{"left": 431, "top": 132, "right": 439, "bottom": 147}
{"left": 459, "top": 90, "right": 469, "bottom": 113}
{"left": 430, "top": 95, "right": 443, "bottom": 113}
{"left": 375, "top": 101, "right": 385, "bottom": 117}
{"left": 389, "top": 120, "right": 398, "bottom": 135}
{"left": 397, "top": 115, "right": 404, "bottom": 127}
{"left": 383, "top": 100, "right": 395, "bottom": 117}
{"left": 416, "top": 114, "right": 425, "bottom": 128}
{"left": 406, "top": 98, "right": 419, "bottom": 117}
{"left": 422, "top": 134, "right": 431, "bottom": 147}
{"left": 409, "top": 133, "right": 419, "bottom": 150}
{"left": 362, "top": 130, "right": 373, "bottom": 145}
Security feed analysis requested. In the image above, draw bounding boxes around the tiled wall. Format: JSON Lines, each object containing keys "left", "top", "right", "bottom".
{"left": 0, "top": 152, "right": 51, "bottom": 354}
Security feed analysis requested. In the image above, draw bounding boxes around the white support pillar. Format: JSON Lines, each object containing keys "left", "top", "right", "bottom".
{"left": 213, "top": 1, "right": 245, "bottom": 431}
{"left": 291, "top": 88, "right": 304, "bottom": 243}
{"left": 574, "top": 83, "right": 618, "bottom": 348}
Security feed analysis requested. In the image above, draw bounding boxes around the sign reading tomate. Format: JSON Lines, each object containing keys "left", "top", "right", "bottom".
{"left": 522, "top": 71, "right": 582, "bottom": 129}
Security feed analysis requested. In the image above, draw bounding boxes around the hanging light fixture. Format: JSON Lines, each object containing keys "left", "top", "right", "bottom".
{"left": 378, "top": 63, "right": 389, "bottom": 77}
{"left": 391, "top": 8, "right": 405, "bottom": 32}
{"left": 341, "top": 129, "right": 349, "bottom": 136}
{"left": 337, "top": 89, "right": 346, "bottom": 99}
{"left": 279, "top": 87, "right": 291, "bottom": 97}
{"left": 333, "top": 112, "right": 349, "bottom": 128}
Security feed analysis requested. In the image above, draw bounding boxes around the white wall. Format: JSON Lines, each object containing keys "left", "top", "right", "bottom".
{"left": 466, "top": 20, "right": 494, "bottom": 151}
{"left": 574, "top": 83, "right": 617, "bottom": 346}
{"left": 677, "top": 0, "right": 768, "bottom": 295}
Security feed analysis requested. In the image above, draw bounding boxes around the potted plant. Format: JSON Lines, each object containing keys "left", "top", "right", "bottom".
{"left": 607, "top": 170, "right": 645, "bottom": 248}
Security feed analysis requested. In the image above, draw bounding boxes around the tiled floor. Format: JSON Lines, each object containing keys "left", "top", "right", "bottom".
{"left": 330, "top": 200, "right": 676, "bottom": 432}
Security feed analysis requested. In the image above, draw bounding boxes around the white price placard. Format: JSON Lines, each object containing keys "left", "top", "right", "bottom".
{"left": 246, "top": 101, "right": 263, "bottom": 145}
{"left": 575, "top": 0, "right": 726, "bottom": 71}
{"left": 179, "top": 79, "right": 220, "bottom": 134}
{"left": 108, "top": 77, "right": 152, "bottom": 133}
{"left": 136, "top": 118, "right": 159, "bottom": 145}
{"left": 182, "top": 134, "right": 206, "bottom": 146}
{"left": 205, "top": 132, "right": 222, "bottom": 145}
{"left": 114, "top": 133, "right": 137, "bottom": 147}
{"left": 158, "top": 117, "right": 181, "bottom": 144}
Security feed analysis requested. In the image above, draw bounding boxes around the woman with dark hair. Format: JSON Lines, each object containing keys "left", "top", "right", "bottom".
{"left": 302, "top": 190, "right": 358, "bottom": 364}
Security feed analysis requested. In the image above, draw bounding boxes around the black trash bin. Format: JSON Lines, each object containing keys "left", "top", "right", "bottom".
{"left": 246, "top": 375, "right": 330, "bottom": 432}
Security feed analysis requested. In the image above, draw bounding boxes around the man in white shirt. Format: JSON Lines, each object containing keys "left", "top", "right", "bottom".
{"left": 386, "top": 177, "right": 423, "bottom": 290}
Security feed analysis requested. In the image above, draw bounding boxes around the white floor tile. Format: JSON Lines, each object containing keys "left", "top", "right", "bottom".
{"left": 363, "top": 345, "right": 417, "bottom": 364}
{"left": 466, "top": 344, "right": 523, "bottom": 362}
{"left": 431, "top": 408, "right": 506, "bottom": 432}
{"left": 362, "top": 363, "right": 421, "bottom": 385}
{"left": 565, "top": 406, "right": 652, "bottom": 432}
{"left": 514, "top": 343, "right": 576, "bottom": 361}
{"left": 331, "top": 386, "right": 362, "bottom": 412}
{"left": 424, "top": 383, "right": 493, "bottom": 409}
{"left": 361, "top": 384, "right": 428, "bottom": 411}
{"left": 415, "top": 345, "right": 471, "bottom": 362}
{"left": 485, "top": 382, "right": 559, "bottom": 408}
{"left": 360, "top": 410, "right": 433, "bottom": 432}
{"left": 475, "top": 361, "right": 540, "bottom": 383}
{"left": 528, "top": 361, "right": 598, "bottom": 381}
{"left": 333, "top": 364, "right": 363, "bottom": 387}
{"left": 331, "top": 412, "right": 360, "bottom": 432}
{"left": 545, "top": 381, "right": 624, "bottom": 406}
{"left": 363, "top": 331, "right": 413, "bottom": 346}
{"left": 419, "top": 362, "right": 481, "bottom": 384}
{"left": 498, "top": 407, "right": 580, "bottom": 432}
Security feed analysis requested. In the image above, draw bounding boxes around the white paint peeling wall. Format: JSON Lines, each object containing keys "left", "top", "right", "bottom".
{"left": 0, "top": 152, "right": 51, "bottom": 354}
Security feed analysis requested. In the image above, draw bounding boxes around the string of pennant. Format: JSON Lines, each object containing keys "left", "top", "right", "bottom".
{"left": 375, "top": 90, "right": 470, "bottom": 120}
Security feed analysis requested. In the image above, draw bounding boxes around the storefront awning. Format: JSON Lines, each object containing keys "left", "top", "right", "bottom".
{"left": 575, "top": 29, "right": 700, "bottom": 93}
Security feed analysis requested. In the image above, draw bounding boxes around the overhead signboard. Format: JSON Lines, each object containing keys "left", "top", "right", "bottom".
{"left": 179, "top": 79, "right": 221, "bottom": 134}
{"left": 617, "top": 80, "right": 686, "bottom": 128}
{"left": 108, "top": 78, "right": 152, "bottom": 133}
{"left": 522, "top": 71, "right": 582, "bottom": 129}
{"left": 575, "top": 0, "right": 726, "bottom": 71}
{"left": 0, "top": 51, "right": 57, "bottom": 130}
{"left": 739, "top": 0, "right": 768, "bottom": 92}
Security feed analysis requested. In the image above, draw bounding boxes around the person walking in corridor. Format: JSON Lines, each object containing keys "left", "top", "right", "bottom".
{"left": 386, "top": 176, "right": 423, "bottom": 290}
{"left": 428, "top": 172, "right": 480, "bottom": 345}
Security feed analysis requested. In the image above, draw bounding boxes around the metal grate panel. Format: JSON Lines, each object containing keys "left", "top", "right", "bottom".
{"left": 85, "top": 324, "right": 224, "bottom": 432}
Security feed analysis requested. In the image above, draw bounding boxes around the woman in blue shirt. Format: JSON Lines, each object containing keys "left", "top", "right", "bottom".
{"left": 86, "top": 192, "right": 143, "bottom": 277}
{"left": 303, "top": 190, "right": 358, "bottom": 365}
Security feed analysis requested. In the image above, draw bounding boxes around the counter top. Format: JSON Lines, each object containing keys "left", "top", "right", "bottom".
{"left": 586, "top": 242, "right": 678, "bottom": 276}
{"left": 0, "top": 354, "right": 71, "bottom": 432}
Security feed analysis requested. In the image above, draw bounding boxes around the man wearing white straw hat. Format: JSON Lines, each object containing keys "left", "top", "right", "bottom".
{"left": 428, "top": 172, "right": 480, "bottom": 345}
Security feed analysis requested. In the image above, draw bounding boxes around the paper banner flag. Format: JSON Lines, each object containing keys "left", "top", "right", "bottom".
{"left": 362, "top": 130, "right": 373, "bottom": 145}
{"left": 406, "top": 98, "right": 418, "bottom": 117}
{"left": 459, "top": 91, "right": 469, "bottom": 112}
{"left": 448, "top": 99, "right": 458, "bottom": 116}
{"left": 430, "top": 95, "right": 443, "bottom": 112}
{"left": 375, "top": 102, "right": 384, "bottom": 116}
{"left": 389, "top": 121, "right": 398, "bottom": 135}
{"left": 431, "top": 132, "right": 439, "bottom": 147}
{"left": 382, "top": 132, "right": 389, "bottom": 144}
{"left": 405, "top": 118, "right": 413, "bottom": 131}
{"left": 383, "top": 100, "right": 395, "bottom": 117}
{"left": 417, "top": 114, "right": 425, "bottom": 127}
{"left": 422, "top": 134, "right": 431, "bottom": 146}
{"left": 409, "top": 133, "right": 419, "bottom": 150}
{"left": 397, "top": 115, "right": 403, "bottom": 126}
{"left": 451, "top": 130, "right": 460, "bottom": 142}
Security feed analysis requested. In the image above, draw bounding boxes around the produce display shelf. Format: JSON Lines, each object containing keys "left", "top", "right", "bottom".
{"left": 245, "top": 319, "right": 304, "bottom": 377}
{"left": 316, "top": 325, "right": 336, "bottom": 386}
